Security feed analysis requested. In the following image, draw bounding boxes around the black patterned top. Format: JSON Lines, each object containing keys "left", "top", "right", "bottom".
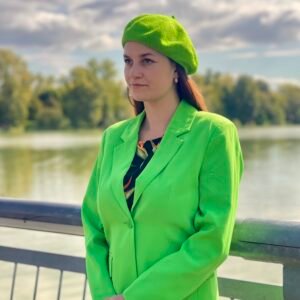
{"left": 123, "top": 136, "right": 163, "bottom": 211}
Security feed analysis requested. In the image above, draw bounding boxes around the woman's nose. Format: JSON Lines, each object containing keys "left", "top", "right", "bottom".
{"left": 129, "top": 63, "right": 143, "bottom": 78}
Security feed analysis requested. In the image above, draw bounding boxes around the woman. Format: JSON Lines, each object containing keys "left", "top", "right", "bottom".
{"left": 81, "top": 14, "right": 244, "bottom": 300}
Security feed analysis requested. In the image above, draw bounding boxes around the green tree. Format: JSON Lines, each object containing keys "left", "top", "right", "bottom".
{"left": 193, "top": 71, "right": 234, "bottom": 116}
{"left": 278, "top": 84, "right": 300, "bottom": 124}
{"left": 0, "top": 49, "right": 32, "bottom": 130}
{"left": 61, "top": 58, "right": 130, "bottom": 128}
{"left": 253, "top": 80, "right": 285, "bottom": 125}
{"left": 61, "top": 65, "right": 103, "bottom": 128}
{"left": 28, "top": 74, "right": 68, "bottom": 130}
{"left": 226, "top": 75, "right": 258, "bottom": 124}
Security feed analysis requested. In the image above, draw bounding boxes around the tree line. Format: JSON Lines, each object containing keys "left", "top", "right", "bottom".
{"left": 0, "top": 48, "right": 299, "bottom": 131}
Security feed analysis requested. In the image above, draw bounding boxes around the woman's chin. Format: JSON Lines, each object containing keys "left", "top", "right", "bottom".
{"left": 131, "top": 94, "right": 147, "bottom": 102}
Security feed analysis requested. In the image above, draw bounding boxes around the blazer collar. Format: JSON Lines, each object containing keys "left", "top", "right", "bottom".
{"left": 111, "top": 100, "right": 197, "bottom": 218}
{"left": 121, "top": 99, "right": 196, "bottom": 142}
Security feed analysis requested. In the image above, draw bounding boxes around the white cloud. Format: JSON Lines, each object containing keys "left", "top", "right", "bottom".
{"left": 10, "top": 11, "right": 69, "bottom": 31}
{"left": 264, "top": 49, "right": 300, "bottom": 57}
{"left": 229, "top": 52, "right": 259, "bottom": 59}
{"left": 1, "top": 0, "right": 300, "bottom": 77}
{"left": 1, "top": 0, "right": 300, "bottom": 52}
{"left": 229, "top": 48, "right": 300, "bottom": 60}
{"left": 23, "top": 51, "right": 78, "bottom": 76}
{"left": 249, "top": 73, "right": 299, "bottom": 89}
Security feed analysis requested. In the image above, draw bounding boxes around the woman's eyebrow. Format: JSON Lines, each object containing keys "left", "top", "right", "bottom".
{"left": 140, "top": 53, "right": 155, "bottom": 57}
{"left": 123, "top": 53, "right": 156, "bottom": 58}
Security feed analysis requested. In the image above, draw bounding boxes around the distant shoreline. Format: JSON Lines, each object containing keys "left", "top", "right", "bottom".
{"left": 238, "top": 125, "right": 300, "bottom": 140}
{"left": 0, "top": 126, "right": 300, "bottom": 150}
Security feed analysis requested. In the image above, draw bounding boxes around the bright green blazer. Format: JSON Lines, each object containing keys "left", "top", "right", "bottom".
{"left": 81, "top": 99, "right": 244, "bottom": 300}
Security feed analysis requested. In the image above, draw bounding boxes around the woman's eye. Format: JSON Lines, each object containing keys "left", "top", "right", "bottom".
{"left": 124, "top": 58, "right": 154, "bottom": 66}
{"left": 143, "top": 58, "right": 154, "bottom": 65}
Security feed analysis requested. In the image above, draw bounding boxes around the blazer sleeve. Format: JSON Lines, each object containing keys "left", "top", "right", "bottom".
{"left": 122, "top": 122, "right": 244, "bottom": 300}
{"left": 81, "top": 129, "right": 116, "bottom": 300}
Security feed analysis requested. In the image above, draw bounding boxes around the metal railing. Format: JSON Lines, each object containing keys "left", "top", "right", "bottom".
{"left": 0, "top": 197, "right": 299, "bottom": 300}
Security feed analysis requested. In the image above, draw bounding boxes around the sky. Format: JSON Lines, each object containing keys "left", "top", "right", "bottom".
{"left": 0, "top": 0, "right": 299, "bottom": 89}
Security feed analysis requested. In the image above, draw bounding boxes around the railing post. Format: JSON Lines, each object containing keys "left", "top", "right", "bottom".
{"left": 283, "top": 264, "right": 300, "bottom": 300}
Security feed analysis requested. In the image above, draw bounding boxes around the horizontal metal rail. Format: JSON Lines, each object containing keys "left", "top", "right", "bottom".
{"left": 0, "top": 245, "right": 85, "bottom": 273}
{"left": 1, "top": 197, "right": 300, "bottom": 299}
{"left": 0, "top": 197, "right": 82, "bottom": 235}
{"left": 0, "top": 245, "right": 87, "bottom": 300}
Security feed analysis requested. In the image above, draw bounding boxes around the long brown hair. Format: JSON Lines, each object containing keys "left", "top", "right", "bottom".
{"left": 127, "top": 62, "right": 208, "bottom": 115}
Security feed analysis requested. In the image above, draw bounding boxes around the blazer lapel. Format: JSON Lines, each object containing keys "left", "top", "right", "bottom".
{"left": 111, "top": 111, "right": 145, "bottom": 219}
{"left": 111, "top": 100, "right": 197, "bottom": 217}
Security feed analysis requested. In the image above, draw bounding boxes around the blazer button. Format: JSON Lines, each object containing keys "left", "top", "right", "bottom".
{"left": 128, "top": 222, "right": 133, "bottom": 228}
{"left": 123, "top": 221, "right": 133, "bottom": 228}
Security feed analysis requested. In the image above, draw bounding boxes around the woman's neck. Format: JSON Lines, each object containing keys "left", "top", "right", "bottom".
{"left": 139, "top": 96, "right": 180, "bottom": 141}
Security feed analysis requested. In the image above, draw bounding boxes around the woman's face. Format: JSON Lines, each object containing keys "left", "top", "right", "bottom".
{"left": 123, "top": 41, "right": 177, "bottom": 104}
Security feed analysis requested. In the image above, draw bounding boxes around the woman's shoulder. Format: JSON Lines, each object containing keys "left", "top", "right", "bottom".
{"left": 101, "top": 114, "right": 139, "bottom": 140}
{"left": 193, "top": 110, "right": 238, "bottom": 135}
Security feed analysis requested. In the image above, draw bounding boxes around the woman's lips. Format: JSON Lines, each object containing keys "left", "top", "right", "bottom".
{"left": 130, "top": 83, "right": 148, "bottom": 87}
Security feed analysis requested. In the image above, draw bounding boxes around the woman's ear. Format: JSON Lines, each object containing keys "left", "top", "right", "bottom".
{"left": 174, "top": 68, "right": 178, "bottom": 83}
{"left": 169, "top": 59, "right": 178, "bottom": 82}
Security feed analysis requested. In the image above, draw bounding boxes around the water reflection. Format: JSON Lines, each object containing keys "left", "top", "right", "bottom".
{"left": 238, "top": 138, "right": 300, "bottom": 221}
{"left": 1, "top": 148, "right": 34, "bottom": 198}
{"left": 0, "top": 145, "right": 99, "bottom": 202}
{"left": 1, "top": 130, "right": 300, "bottom": 220}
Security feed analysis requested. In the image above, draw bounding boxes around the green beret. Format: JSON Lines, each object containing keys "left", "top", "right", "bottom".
{"left": 122, "top": 14, "right": 198, "bottom": 75}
